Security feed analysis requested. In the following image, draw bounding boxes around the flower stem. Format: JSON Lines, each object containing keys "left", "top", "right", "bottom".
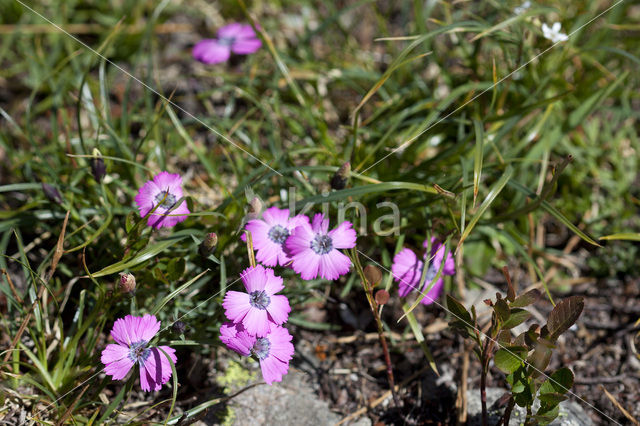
{"left": 349, "top": 249, "right": 401, "bottom": 408}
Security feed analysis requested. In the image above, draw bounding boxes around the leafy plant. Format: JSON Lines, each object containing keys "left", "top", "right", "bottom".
{"left": 447, "top": 268, "right": 584, "bottom": 425}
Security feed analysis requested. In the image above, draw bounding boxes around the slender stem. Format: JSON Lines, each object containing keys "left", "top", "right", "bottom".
{"left": 500, "top": 396, "right": 515, "bottom": 426}
{"left": 481, "top": 361, "right": 488, "bottom": 426}
{"left": 481, "top": 332, "right": 496, "bottom": 426}
{"left": 349, "top": 249, "right": 401, "bottom": 408}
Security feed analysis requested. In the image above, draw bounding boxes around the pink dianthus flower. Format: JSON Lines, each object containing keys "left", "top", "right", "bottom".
{"left": 222, "top": 265, "right": 291, "bottom": 337}
{"left": 134, "top": 171, "right": 190, "bottom": 229}
{"left": 219, "top": 322, "right": 294, "bottom": 385}
{"left": 391, "top": 237, "right": 455, "bottom": 305}
{"left": 285, "top": 214, "right": 356, "bottom": 280}
{"left": 101, "top": 314, "right": 177, "bottom": 392}
{"left": 242, "top": 207, "right": 309, "bottom": 267}
{"left": 193, "top": 23, "right": 262, "bottom": 64}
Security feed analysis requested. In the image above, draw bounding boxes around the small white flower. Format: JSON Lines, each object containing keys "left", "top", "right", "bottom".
{"left": 514, "top": 1, "right": 531, "bottom": 15}
{"left": 542, "top": 22, "right": 569, "bottom": 43}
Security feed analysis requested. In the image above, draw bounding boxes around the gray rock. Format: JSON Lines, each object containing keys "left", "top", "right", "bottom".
{"left": 466, "top": 387, "right": 593, "bottom": 426}
{"left": 206, "top": 369, "right": 370, "bottom": 426}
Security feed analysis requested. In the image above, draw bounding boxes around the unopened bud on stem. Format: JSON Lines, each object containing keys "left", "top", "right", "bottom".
{"left": 119, "top": 272, "right": 136, "bottom": 294}
{"left": 330, "top": 162, "right": 350, "bottom": 190}
{"left": 91, "top": 151, "right": 106, "bottom": 182}
{"left": 42, "top": 183, "right": 63, "bottom": 204}
{"left": 364, "top": 265, "right": 383, "bottom": 287}
{"left": 199, "top": 232, "right": 218, "bottom": 257}
{"left": 247, "top": 196, "right": 263, "bottom": 219}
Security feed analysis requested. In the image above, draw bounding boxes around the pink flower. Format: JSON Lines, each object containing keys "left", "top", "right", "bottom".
{"left": 391, "top": 237, "right": 455, "bottom": 305}
{"left": 193, "top": 23, "right": 262, "bottom": 64}
{"left": 219, "top": 322, "right": 294, "bottom": 385}
{"left": 222, "top": 265, "right": 291, "bottom": 337}
{"left": 101, "top": 314, "right": 177, "bottom": 392}
{"left": 134, "top": 171, "right": 190, "bottom": 229}
{"left": 285, "top": 214, "right": 356, "bottom": 280}
{"left": 241, "top": 207, "right": 310, "bottom": 267}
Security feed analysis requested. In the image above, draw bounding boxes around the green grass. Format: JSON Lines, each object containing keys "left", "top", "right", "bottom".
{"left": 1, "top": 0, "right": 639, "bottom": 422}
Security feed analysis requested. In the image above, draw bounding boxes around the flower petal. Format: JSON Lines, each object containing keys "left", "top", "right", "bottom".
{"left": 240, "top": 265, "right": 267, "bottom": 292}
{"left": 328, "top": 221, "right": 357, "bottom": 249}
{"left": 318, "top": 249, "right": 351, "bottom": 280}
{"left": 419, "top": 277, "right": 445, "bottom": 305}
{"left": 392, "top": 248, "right": 423, "bottom": 297}
{"left": 266, "top": 295, "right": 290, "bottom": 325}
{"left": 102, "top": 344, "right": 134, "bottom": 380}
{"left": 222, "top": 291, "right": 251, "bottom": 323}
{"left": 152, "top": 172, "right": 183, "bottom": 198}
{"left": 243, "top": 307, "right": 270, "bottom": 337}
{"left": 231, "top": 39, "right": 262, "bottom": 55}
{"left": 140, "top": 346, "right": 176, "bottom": 392}
{"left": 291, "top": 249, "right": 321, "bottom": 280}
{"left": 263, "top": 268, "right": 284, "bottom": 294}
{"left": 193, "top": 39, "right": 230, "bottom": 64}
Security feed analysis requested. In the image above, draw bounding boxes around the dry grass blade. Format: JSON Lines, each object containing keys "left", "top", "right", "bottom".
{"left": 600, "top": 385, "right": 639, "bottom": 426}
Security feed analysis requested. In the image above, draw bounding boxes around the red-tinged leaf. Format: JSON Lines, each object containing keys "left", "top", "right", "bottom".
{"left": 547, "top": 296, "right": 584, "bottom": 341}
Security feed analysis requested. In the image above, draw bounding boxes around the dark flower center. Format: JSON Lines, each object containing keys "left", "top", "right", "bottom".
{"left": 129, "top": 340, "right": 151, "bottom": 364}
{"left": 218, "top": 36, "right": 236, "bottom": 47}
{"left": 249, "top": 290, "right": 271, "bottom": 310}
{"left": 268, "top": 225, "right": 289, "bottom": 244}
{"left": 251, "top": 337, "right": 271, "bottom": 360}
{"left": 154, "top": 190, "right": 177, "bottom": 209}
{"left": 422, "top": 263, "right": 438, "bottom": 290}
{"left": 310, "top": 234, "right": 333, "bottom": 255}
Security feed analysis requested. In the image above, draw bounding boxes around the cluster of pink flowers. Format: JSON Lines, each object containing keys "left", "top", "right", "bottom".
{"left": 109, "top": 171, "right": 453, "bottom": 391}
{"left": 244, "top": 207, "right": 357, "bottom": 280}
{"left": 220, "top": 265, "right": 293, "bottom": 385}
{"left": 391, "top": 237, "right": 455, "bottom": 305}
{"left": 219, "top": 207, "right": 357, "bottom": 384}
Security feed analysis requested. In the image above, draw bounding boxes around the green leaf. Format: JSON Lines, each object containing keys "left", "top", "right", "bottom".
{"left": 502, "top": 308, "right": 531, "bottom": 329}
{"left": 497, "top": 330, "right": 512, "bottom": 346}
{"left": 600, "top": 232, "right": 640, "bottom": 241}
{"left": 493, "top": 298, "right": 510, "bottom": 323}
{"left": 527, "top": 343, "right": 552, "bottom": 373}
{"left": 494, "top": 346, "right": 527, "bottom": 374}
{"left": 459, "top": 166, "right": 513, "bottom": 246}
{"left": 534, "top": 403, "right": 561, "bottom": 425}
{"left": 151, "top": 269, "right": 209, "bottom": 315}
{"left": 158, "top": 347, "right": 178, "bottom": 426}
{"left": 546, "top": 296, "right": 584, "bottom": 341}
{"left": 296, "top": 181, "right": 438, "bottom": 208}
{"left": 446, "top": 294, "right": 472, "bottom": 325}
{"left": 539, "top": 367, "right": 574, "bottom": 395}
{"left": 507, "top": 181, "right": 600, "bottom": 247}
{"left": 166, "top": 258, "right": 186, "bottom": 282}
{"left": 91, "top": 236, "right": 187, "bottom": 277}
{"left": 510, "top": 289, "right": 541, "bottom": 308}
{"left": 472, "top": 118, "right": 484, "bottom": 206}
{"left": 125, "top": 212, "right": 137, "bottom": 234}
{"left": 403, "top": 303, "right": 438, "bottom": 375}
{"left": 97, "top": 377, "right": 133, "bottom": 423}
{"left": 568, "top": 71, "right": 627, "bottom": 129}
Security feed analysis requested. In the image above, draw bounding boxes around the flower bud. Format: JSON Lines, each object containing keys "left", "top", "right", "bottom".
{"left": 42, "top": 183, "right": 63, "bottom": 204}
{"left": 330, "top": 162, "right": 350, "bottom": 190}
{"left": 172, "top": 320, "right": 187, "bottom": 334}
{"left": 119, "top": 273, "right": 136, "bottom": 294}
{"left": 364, "top": 265, "right": 382, "bottom": 287}
{"left": 91, "top": 156, "right": 106, "bottom": 182}
{"left": 199, "top": 232, "right": 218, "bottom": 257}
{"left": 375, "top": 289, "right": 390, "bottom": 306}
{"left": 247, "top": 196, "right": 263, "bottom": 219}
